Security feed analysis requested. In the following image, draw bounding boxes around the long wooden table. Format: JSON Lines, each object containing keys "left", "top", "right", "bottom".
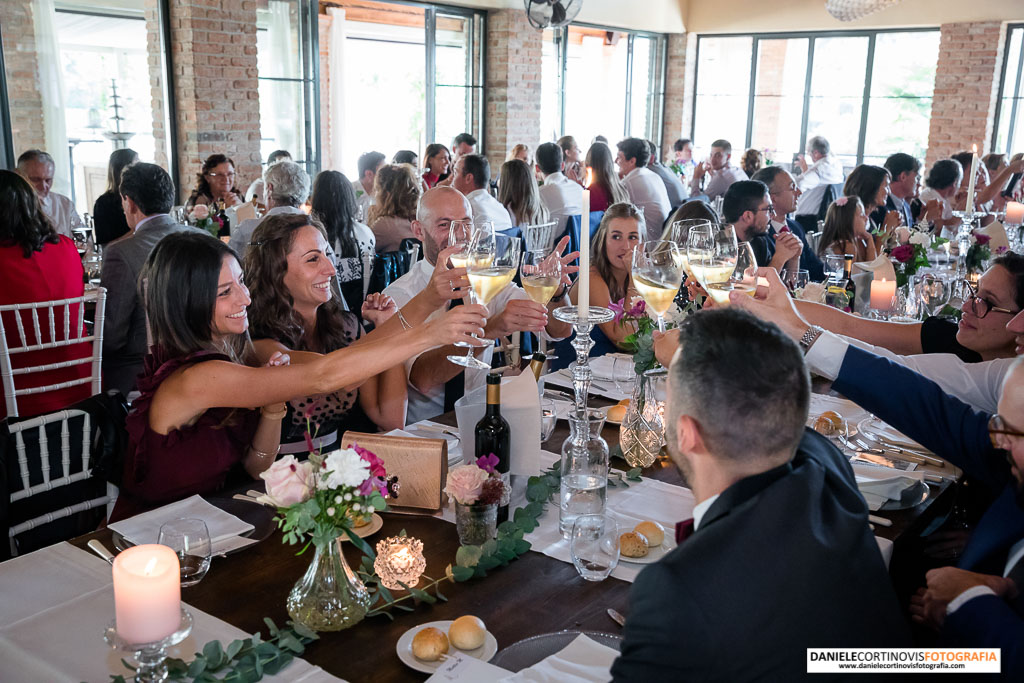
{"left": 68, "top": 407, "right": 953, "bottom": 682}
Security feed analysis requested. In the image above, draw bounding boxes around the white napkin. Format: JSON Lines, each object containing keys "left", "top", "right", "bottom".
{"left": 543, "top": 369, "right": 631, "bottom": 402}
{"left": 808, "top": 394, "right": 871, "bottom": 427}
{"left": 108, "top": 495, "right": 254, "bottom": 554}
{"left": 854, "top": 254, "right": 898, "bottom": 283}
{"left": 454, "top": 371, "right": 543, "bottom": 476}
{"left": 390, "top": 421, "right": 463, "bottom": 466}
{"left": 853, "top": 465, "right": 926, "bottom": 511}
{"left": 977, "top": 221, "right": 1010, "bottom": 252}
{"left": 498, "top": 634, "right": 619, "bottom": 683}
{"left": 425, "top": 651, "right": 513, "bottom": 681}
{"left": 587, "top": 354, "right": 628, "bottom": 382}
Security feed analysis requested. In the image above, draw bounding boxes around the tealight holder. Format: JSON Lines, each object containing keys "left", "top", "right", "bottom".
{"left": 552, "top": 305, "right": 615, "bottom": 417}
{"left": 104, "top": 607, "right": 193, "bottom": 682}
{"left": 373, "top": 536, "right": 426, "bottom": 590}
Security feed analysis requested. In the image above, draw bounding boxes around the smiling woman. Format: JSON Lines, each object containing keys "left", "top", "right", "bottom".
{"left": 110, "top": 230, "right": 488, "bottom": 521}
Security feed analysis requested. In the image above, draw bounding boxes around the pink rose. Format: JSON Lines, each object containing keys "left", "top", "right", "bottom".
{"left": 974, "top": 233, "right": 991, "bottom": 246}
{"left": 190, "top": 204, "right": 210, "bottom": 220}
{"left": 444, "top": 465, "right": 489, "bottom": 505}
{"left": 258, "top": 455, "right": 314, "bottom": 507}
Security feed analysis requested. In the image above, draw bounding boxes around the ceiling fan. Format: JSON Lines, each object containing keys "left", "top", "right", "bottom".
{"left": 525, "top": 0, "right": 583, "bottom": 31}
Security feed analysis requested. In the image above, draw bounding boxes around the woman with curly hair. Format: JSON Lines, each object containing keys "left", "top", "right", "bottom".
{"left": 246, "top": 214, "right": 407, "bottom": 453}
{"left": 185, "top": 153, "right": 245, "bottom": 211}
{"left": 368, "top": 164, "right": 421, "bottom": 253}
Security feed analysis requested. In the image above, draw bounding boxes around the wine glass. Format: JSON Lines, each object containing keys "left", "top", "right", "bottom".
{"left": 916, "top": 273, "right": 952, "bottom": 316}
{"left": 158, "top": 518, "right": 212, "bottom": 587}
{"left": 825, "top": 254, "right": 845, "bottom": 283}
{"left": 664, "top": 219, "right": 714, "bottom": 248}
{"left": 521, "top": 249, "right": 563, "bottom": 361}
{"left": 570, "top": 514, "right": 620, "bottom": 582}
{"left": 631, "top": 241, "right": 686, "bottom": 332}
{"left": 449, "top": 221, "right": 494, "bottom": 350}
{"left": 690, "top": 225, "right": 742, "bottom": 307}
{"left": 781, "top": 268, "right": 810, "bottom": 294}
{"left": 448, "top": 232, "right": 522, "bottom": 369}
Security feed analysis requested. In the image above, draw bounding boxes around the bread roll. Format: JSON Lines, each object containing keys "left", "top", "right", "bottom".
{"left": 448, "top": 615, "right": 487, "bottom": 650}
{"left": 619, "top": 531, "right": 649, "bottom": 558}
{"left": 412, "top": 627, "right": 449, "bottom": 661}
{"left": 633, "top": 521, "right": 665, "bottom": 547}
{"left": 607, "top": 404, "right": 627, "bottom": 423}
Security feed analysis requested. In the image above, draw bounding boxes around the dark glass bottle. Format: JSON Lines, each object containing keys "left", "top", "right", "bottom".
{"left": 843, "top": 255, "right": 856, "bottom": 312}
{"left": 216, "top": 199, "right": 231, "bottom": 238}
{"left": 475, "top": 373, "right": 511, "bottom": 523}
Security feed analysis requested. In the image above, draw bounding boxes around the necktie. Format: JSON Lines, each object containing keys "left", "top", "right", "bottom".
{"left": 443, "top": 298, "right": 465, "bottom": 413}
{"left": 675, "top": 518, "right": 695, "bottom": 544}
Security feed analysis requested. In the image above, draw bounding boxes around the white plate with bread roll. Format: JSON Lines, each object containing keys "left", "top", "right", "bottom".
{"left": 397, "top": 617, "right": 498, "bottom": 673}
{"left": 617, "top": 520, "right": 677, "bottom": 565}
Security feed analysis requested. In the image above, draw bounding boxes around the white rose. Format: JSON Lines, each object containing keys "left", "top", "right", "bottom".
{"left": 661, "top": 303, "right": 685, "bottom": 326}
{"left": 321, "top": 448, "right": 371, "bottom": 489}
{"left": 909, "top": 232, "right": 930, "bottom": 246}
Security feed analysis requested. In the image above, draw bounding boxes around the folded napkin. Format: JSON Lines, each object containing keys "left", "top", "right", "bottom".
{"left": 455, "top": 371, "right": 543, "bottom": 476}
{"left": 544, "top": 369, "right": 631, "bottom": 402}
{"left": 108, "top": 495, "right": 254, "bottom": 552}
{"left": 498, "top": 634, "right": 620, "bottom": 683}
{"left": 853, "top": 465, "right": 926, "bottom": 511}
{"left": 587, "top": 354, "right": 629, "bottom": 382}
{"left": 977, "top": 221, "right": 1010, "bottom": 252}
{"left": 854, "top": 254, "right": 898, "bottom": 283}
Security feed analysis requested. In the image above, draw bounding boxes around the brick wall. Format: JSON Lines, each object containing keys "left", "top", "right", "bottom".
{"left": 660, "top": 33, "right": 687, "bottom": 162}
{"left": 925, "top": 21, "right": 1006, "bottom": 167}
{"left": 485, "top": 9, "right": 542, "bottom": 174}
{"left": 318, "top": 11, "right": 332, "bottom": 171}
{"left": 166, "top": 0, "right": 262, "bottom": 199}
{"left": 144, "top": 0, "right": 168, "bottom": 171}
{"left": 0, "top": 0, "right": 46, "bottom": 155}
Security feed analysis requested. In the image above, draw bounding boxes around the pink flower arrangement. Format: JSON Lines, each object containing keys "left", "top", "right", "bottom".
{"left": 609, "top": 296, "right": 646, "bottom": 324}
{"left": 890, "top": 244, "right": 915, "bottom": 264}
{"left": 444, "top": 465, "right": 490, "bottom": 505}
{"left": 190, "top": 204, "right": 210, "bottom": 220}
{"left": 258, "top": 455, "right": 314, "bottom": 507}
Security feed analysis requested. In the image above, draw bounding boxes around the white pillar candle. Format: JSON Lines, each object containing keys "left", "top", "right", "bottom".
{"left": 112, "top": 544, "right": 181, "bottom": 644}
{"left": 1006, "top": 201, "right": 1024, "bottom": 225}
{"left": 579, "top": 168, "right": 592, "bottom": 323}
{"left": 965, "top": 144, "right": 979, "bottom": 215}
{"left": 870, "top": 278, "right": 897, "bottom": 312}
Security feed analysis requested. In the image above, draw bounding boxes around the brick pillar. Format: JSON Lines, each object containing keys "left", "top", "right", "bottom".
{"left": 166, "top": 0, "right": 262, "bottom": 199}
{"left": 926, "top": 21, "right": 1006, "bottom": 167}
{"left": 485, "top": 10, "right": 542, "bottom": 174}
{"left": 661, "top": 33, "right": 687, "bottom": 162}
{"left": 0, "top": 0, "right": 47, "bottom": 154}
{"left": 318, "top": 11, "right": 332, "bottom": 171}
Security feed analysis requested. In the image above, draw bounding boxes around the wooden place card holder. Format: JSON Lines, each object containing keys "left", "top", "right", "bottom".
{"left": 340, "top": 431, "right": 448, "bottom": 511}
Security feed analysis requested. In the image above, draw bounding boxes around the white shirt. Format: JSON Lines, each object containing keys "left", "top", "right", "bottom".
{"left": 692, "top": 493, "right": 720, "bottom": 531}
{"left": 39, "top": 192, "right": 84, "bottom": 239}
{"left": 622, "top": 167, "right": 672, "bottom": 241}
{"left": 538, "top": 172, "right": 583, "bottom": 235}
{"left": 467, "top": 189, "right": 513, "bottom": 231}
{"left": 228, "top": 204, "right": 306, "bottom": 258}
{"left": 795, "top": 156, "right": 845, "bottom": 216}
{"left": 352, "top": 178, "right": 374, "bottom": 221}
{"left": 690, "top": 164, "right": 748, "bottom": 201}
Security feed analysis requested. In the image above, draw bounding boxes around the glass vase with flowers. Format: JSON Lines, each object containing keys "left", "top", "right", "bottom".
{"left": 445, "top": 455, "right": 508, "bottom": 546}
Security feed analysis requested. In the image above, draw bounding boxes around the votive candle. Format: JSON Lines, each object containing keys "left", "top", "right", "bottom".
{"left": 1006, "top": 202, "right": 1024, "bottom": 226}
{"left": 870, "top": 278, "right": 897, "bottom": 312}
{"left": 112, "top": 544, "right": 181, "bottom": 644}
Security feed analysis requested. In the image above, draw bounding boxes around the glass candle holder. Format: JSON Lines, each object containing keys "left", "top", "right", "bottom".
{"left": 373, "top": 536, "right": 426, "bottom": 590}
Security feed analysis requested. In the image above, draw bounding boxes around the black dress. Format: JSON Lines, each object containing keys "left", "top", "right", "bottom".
{"left": 920, "top": 316, "right": 982, "bottom": 363}
{"left": 92, "top": 191, "right": 130, "bottom": 245}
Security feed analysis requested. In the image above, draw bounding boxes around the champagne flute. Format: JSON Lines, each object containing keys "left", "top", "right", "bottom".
{"left": 631, "top": 240, "right": 686, "bottom": 333}
{"left": 449, "top": 221, "right": 494, "bottom": 349}
{"left": 448, "top": 232, "right": 522, "bottom": 369}
{"left": 521, "top": 249, "right": 563, "bottom": 361}
{"left": 689, "top": 225, "right": 737, "bottom": 305}
{"left": 666, "top": 219, "right": 715, "bottom": 280}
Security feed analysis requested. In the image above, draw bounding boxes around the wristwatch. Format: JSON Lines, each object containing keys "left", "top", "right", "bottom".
{"left": 798, "top": 325, "right": 825, "bottom": 353}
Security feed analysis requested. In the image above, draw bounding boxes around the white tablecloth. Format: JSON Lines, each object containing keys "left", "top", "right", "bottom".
{"left": 0, "top": 543, "right": 343, "bottom": 683}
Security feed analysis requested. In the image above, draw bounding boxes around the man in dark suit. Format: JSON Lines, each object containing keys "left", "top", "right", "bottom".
{"left": 612, "top": 309, "right": 911, "bottom": 682}
{"left": 752, "top": 166, "right": 826, "bottom": 281}
{"left": 100, "top": 163, "right": 200, "bottom": 395}
{"left": 723, "top": 180, "right": 805, "bottom": 276}
{"left": 870, "top": 153, "right": 919, "bottom": 229}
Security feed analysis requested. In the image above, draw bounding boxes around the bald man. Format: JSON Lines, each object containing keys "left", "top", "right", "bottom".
{"left": 383, "top": 186, "right": 575, "bottom": 423}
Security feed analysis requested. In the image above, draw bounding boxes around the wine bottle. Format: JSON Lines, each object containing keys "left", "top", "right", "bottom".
{"left": 475, "top": 373, "right": 511, "bottom": 523}
{"left": 529, "top": 352, "right": 547, "bottom": 382}
{"left": 216, "top": 200, "right": 230, "bottom": 238}
{"left": 843, "top": 255, "right": 856, "bottom": 311}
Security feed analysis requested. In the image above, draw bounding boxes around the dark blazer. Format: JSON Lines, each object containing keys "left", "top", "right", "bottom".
{"left": 611, "top": 430, "right": 911, "bottom": 682}
{"left": 869, "top": 195, "right": 913, "bottom": 231}
{"left": 92, "top": 191, "right": 131, "bottom": 245}
{"left": 648, "top": 161, "right": 687, "bottom": 209}
{"left": 831, "top": 346, "right": 1024, "bottom": 575}
{"left": 99, "top": 215, "right": 202, "bottom": 395}
{"left": 750, "top": 222, "right": 827, "bottom": 282}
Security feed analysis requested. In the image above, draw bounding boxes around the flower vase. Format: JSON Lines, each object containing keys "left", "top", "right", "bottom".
{"left": 619, "top": 371, "right": 665, "bottom": 468}
{"left": 455, "top": 502, "right": 497, "bottom": 545}
{"left": 286, "top": 537, "right": 371, "bottom": 632}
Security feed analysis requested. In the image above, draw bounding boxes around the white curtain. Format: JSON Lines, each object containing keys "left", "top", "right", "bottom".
{"left": 266, "top": 0, "right": 301, "bottom": 156}
{"left": 30, "top": 0, "right": 70, "bottom": 197}
{"left": 328, "top": 7, "right": 347, "bottom": 172}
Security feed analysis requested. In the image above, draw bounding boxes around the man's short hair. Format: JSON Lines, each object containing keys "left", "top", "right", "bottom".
{"left": 750, "top": 165, "right": 787, "bottom": 188}
{"left": 617, "top": 138, "right": 650, "bottom": 167}
{"left": 393, "top": 150, "right": 418, "bottom": 165}
{"left": 16, "top": 149, "right": 54, "bottom": 169}
{"left": 535, "top": 142, "right": 563, "bottom": 175}
{"left": 646, "top": 140, "right": 659, "bottom": 162}
{"left": 673, "top": 138, "right": 691, "bottom": 152}
{"left": 267, "top": 149, "right": 292, "bottom": 164}
{"left": 722, "top": 180, "right": 769, "bottom": 224}
{"left": 925, "top": 159, "right": 963, "bottom": 191}
{"left": 807, "top": 136, "right": 830, "bottom": 156}
{"left": 264, "top": 160, "right": 311, "bottom": 207}
{"left": 594, "top": 135, "right": 609, "bottom": 144}
{"left": 460, "top": 154, "right": 490, "bottom": 190}
{"left": 884, "top": 153, "right": 921, "bottom": 180}
{"left": 710, "top": 139, "right": 732, "bottom": 154}
{"left": 453, "top": 132, "right": 477, "bottom": 148}
{"left": 119, "top": 163, "right": 175, "bottom": 216}
{"left": 670, "top": 308, "right": 810, "bottom": 461}
{"left": 357, "top": 151, "right": 386, "bottom": 177}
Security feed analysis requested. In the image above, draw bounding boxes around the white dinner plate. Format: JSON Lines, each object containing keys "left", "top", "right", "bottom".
{"left": 339, "top": 513, "right": 383, "bottom": 542}
{"left": 396, "top": 619, "right": 499, "bottom": 674}
{"left": 618, "top": 536, "right": 677, "bottom": 565}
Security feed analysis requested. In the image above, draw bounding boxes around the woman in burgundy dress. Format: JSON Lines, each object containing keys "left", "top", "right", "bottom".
{"left": 111, "top": 232, "right": 487, "bottom": 520}
{"left": 585, "top": 142, "right": 629, "bottom": 212}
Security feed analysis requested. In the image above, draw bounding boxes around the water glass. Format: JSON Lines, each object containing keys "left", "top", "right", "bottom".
{"left": 781, "top": 268, "right": 810, "bottom": 293}
{"left": 825, "top": 255, "right": 845, "bottom": 282}
{"left": 611, "top": 355, "right": 636, "bottom": 393}
{"left": 158, "top": 518, "right": 212, "bottom": 587}
{"left": 540, "top": 399, "right": 557, "bottom": 442}
{"left": 570, "top": 515, "right": 620, "bottom": 582}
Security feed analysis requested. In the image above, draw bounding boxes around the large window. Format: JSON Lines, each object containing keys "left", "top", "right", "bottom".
{"left": 325, "top": 0, "right": 484, "bottom": 179}
{"left": 994, "top": 24, "right": 1024, "bottom": 156}
{"left": 542, "top": 25, "right": 666, "bottom": 146}
{"left": 693, "top": 29, "right": 939, "bottom": 170}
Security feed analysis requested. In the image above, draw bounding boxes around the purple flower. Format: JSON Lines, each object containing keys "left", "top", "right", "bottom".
{"left": 890, "top": 244, "right": 914, "bottom": 264}
{"left": 476, "top": 453, "right": 499, "bottom": 474}
{"left": 627, "top": 298, "right": 647, "bottom": 318}
{"left": 353, "top": 443, "right": 387, "bottom": 478}
{"left": 974, "top": 233, "right": 991, "bottom": 246}
{"left": 609, "top": 297, "right": 626, "bottom": 324}
{"left": 358, "top": 475, "right": 387, "bottom": 497}
{"left": 997, "top": 245, "right": 1009, "bottom": 254}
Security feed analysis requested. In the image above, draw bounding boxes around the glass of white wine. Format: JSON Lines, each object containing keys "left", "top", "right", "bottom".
{"left": 520, "top": 249, "right": 563, "bottom": 361}
{"left": 448, "top": 231, "right": 522, "bottom": 369}
{"left": 690, "top": 224, "right": 740, "bottom": 306}
{"left": 449, "top": 221, "right": 494, "bottom": 349}
{"left": 631, "top": 240, "right": 686, "bottom": 333}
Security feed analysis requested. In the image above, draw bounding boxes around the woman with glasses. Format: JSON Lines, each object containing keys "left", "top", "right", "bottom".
{"left": 186, "top": 154, "right": 245, "bottom": 211}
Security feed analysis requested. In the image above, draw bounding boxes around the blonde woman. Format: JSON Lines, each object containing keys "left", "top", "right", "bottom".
{"left": 498, "top": 159, "right": 549, "bottom": 227}
{"left": 368, "top": 164, "right": 421, "bottom": 253}
{"left": 507, "top": 143, "right": 531, "bottom": 165}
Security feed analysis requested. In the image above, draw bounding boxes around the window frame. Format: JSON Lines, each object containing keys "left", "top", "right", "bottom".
{"left": 691, "top": 27, "right": 940, "bottom": 166}
{"left": 992, "top": 23, "right": 1024, "bottom": 155}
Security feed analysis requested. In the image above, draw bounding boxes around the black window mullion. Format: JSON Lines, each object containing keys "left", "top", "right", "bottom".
{"left": 745, "top": 37, "right": 758, "bottom": 150}
{"left": 1006, "top": 29, "right": 1024, "bottom": 153}
{"left": 856, "top": 33, "right": 876, "bottom": 165}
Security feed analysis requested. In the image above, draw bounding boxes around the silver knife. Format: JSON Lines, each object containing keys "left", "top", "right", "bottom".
{"left": 607, "top": 607, "right": 626, "bottom": 627}
{"left": 87, "top": 539, "right": 115, "bottom": 565}
{"left": 873, "top": 437, "right": 945, "bottom": 467}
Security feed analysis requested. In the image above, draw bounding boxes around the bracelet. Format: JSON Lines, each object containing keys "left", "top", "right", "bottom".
{"left": 798, "top": 325, "right": 825, "bottom": 354}
{"left": 396, "top": 307, "right": 413, "bottom": 330}
{"left": 261, "top": 404, "right": 288, "bottom": 420}
{"left": 249, "top": 444, "right": 280, "bottom": 460}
